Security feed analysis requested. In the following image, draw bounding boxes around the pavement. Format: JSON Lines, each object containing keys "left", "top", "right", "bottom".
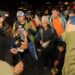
{"left": 23, "top": 53, "right": 51, "bottom": 75}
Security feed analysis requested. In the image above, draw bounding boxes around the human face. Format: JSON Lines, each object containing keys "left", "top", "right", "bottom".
{"left": 17, "top": 16, "right": 25, "bottom": 23}
{"left": 58, "top": 46, "right": 64, "bottom": 53}
{"left": 42, "top": 20, "right": 47, "bottom": 29}
{"left": 69, "top": 13, "right": 75, "bottom": 17}
{"left": 0, "top": 17, "right": 4, "bottom": 24}
{"left": 0, "top": 17, "right": 5, "bottom": 28}
{"left": 52, "top": 10, "right": 60, "bottom": 18}
{"left": 44, "top": 10, "right": 49, "bottom": 15}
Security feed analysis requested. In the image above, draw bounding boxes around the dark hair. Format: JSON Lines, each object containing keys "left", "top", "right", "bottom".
{"left": 2, "top": 26, "right": 12, "bottom": 38}
{"left": 57, "top": 41, "right": 66, "bottom": 48}
{"left": 52, "top": 7, "right": 60, "bottom": 12}
{"left": 2, "top": 18, "right": 13, "bottom": 38}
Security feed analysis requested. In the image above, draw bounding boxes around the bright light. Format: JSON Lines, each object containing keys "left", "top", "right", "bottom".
{"left": 5, "top": 14, "right": 9, "bottom": 17}
{"left": 64, "top": 2, "right": 69, "bottom": 5}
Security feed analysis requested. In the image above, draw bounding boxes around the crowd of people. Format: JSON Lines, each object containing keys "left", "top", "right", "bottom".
{"left": 0, "top": 3, "right": 75, "bottom": 75}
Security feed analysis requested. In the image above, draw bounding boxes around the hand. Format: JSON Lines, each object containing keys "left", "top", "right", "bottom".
{"left": 13, "top": 61, "right": 24, "bottom": 75}
{"left": 28, "top": 23, "right": 32, "bottom": 29}
{"left": 40, "top": 40, "right": 43, "bottom": 45}
{"left": 50, "top": 22, "right": 53, "bottom": 27}
{"left": 10, "top": 48, "right": 18, "bottom": 54}
{"left": 16, "top": 29, "right": 22, "bottom": 35}
{"left": 54, "top": 60, "right": 59, "bottom": 67}
{"left": 17, "top": 48, "right": 24, "bottom": 52}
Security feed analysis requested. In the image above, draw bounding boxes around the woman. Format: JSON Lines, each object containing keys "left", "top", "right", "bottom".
{"left": 0, "top": 10, "right": 28, "bottom": 75}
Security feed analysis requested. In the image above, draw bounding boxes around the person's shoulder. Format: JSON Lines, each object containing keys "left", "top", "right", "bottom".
{"left": 60, "top": 15, "right": 66, "bottom": 19}
{"left": 13, "top": 21, "right": 18, "bottom": 26}
{"left": 0, "top": 60, "right": 13, "bottom": 75}
{"left": 48, "top": 25, "right": 54, "bottom": 31}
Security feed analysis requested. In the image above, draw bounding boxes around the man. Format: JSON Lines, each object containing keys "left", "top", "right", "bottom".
{"left": 62, "top": 9, "right": 75, "bottom": 75}
{"left": 38, "top": 17, "right": 57, "bottom": 70}
{"left": 64, "top": 6, "right": 71, "bottom": 19}
{"left": 50, "top": 8, "right": 66, "bottom": 38}
{"left": 0, "top": 10, "right": 24, "bottom": 75}
{"left": 13, "top": 11, "right": 38, "bottom": 60}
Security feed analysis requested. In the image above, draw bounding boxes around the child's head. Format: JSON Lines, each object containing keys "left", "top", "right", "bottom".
{"left": 57, "top": 46, "right": 64, "bottom": 53}
{"left": 57, "top": 42, "right": 66, "bottom": 53}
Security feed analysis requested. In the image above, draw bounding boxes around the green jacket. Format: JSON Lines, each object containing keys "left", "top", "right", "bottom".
{"left": 62, "top": 31, "right": 75, "bottom": 75}
{"left": 13, "top": 21, "right": 37, "bottom": 44}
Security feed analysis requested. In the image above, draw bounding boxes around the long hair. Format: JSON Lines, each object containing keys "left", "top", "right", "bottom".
{"left": 2, "top": 18, "right": 13, "bottom": 38}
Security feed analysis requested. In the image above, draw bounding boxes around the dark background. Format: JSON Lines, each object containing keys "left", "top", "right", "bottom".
{"left": 0, "top": 0, "right": 73, "bottom": 11}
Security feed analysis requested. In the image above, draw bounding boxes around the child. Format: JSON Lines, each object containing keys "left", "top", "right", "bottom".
{"left": 51, "top": 41, "right": 66, "bottom": 75}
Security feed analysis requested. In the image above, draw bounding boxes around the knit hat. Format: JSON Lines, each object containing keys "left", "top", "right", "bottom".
{"left": 17, "top": 11, "right": 25, "bottom": 17}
